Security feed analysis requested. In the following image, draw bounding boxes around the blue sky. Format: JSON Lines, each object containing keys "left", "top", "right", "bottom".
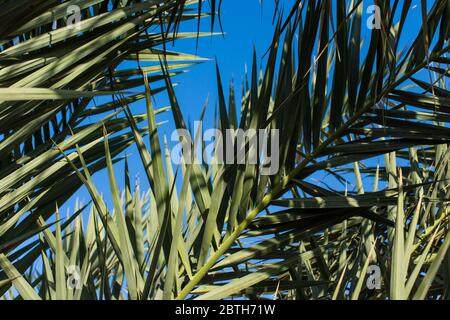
{"left": 3, "top": 0, "right": 441, "bottom": 300}
{"left": 68, "top": 0, "right": 287, "bottom": 211}
{"left": 64, "top": 0, "right": 432, "bottom": 215}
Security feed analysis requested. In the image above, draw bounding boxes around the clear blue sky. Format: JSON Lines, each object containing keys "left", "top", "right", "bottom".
{"left": 68, "top": 0, "right": 287, "bottom": 212}
{"left": 63, "top": 0, "right": 431, "bottom": 215}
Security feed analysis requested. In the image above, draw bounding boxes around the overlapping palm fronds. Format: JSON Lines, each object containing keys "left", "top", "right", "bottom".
{"left": 0, "top": 0, "right": 220, "bottom": 293}
{"left": 2, "top": 0, "right": 450, "bottom": 300}
{"left": 168, "top": 0, "right": 450, "bottom": 300}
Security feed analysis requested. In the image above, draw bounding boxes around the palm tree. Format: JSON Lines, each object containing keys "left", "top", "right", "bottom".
{"left": 0, "top": 0, "right": 219, "bottom": 299}
{"left": 1, "top": 0, "right": 450, "bottom": 300}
